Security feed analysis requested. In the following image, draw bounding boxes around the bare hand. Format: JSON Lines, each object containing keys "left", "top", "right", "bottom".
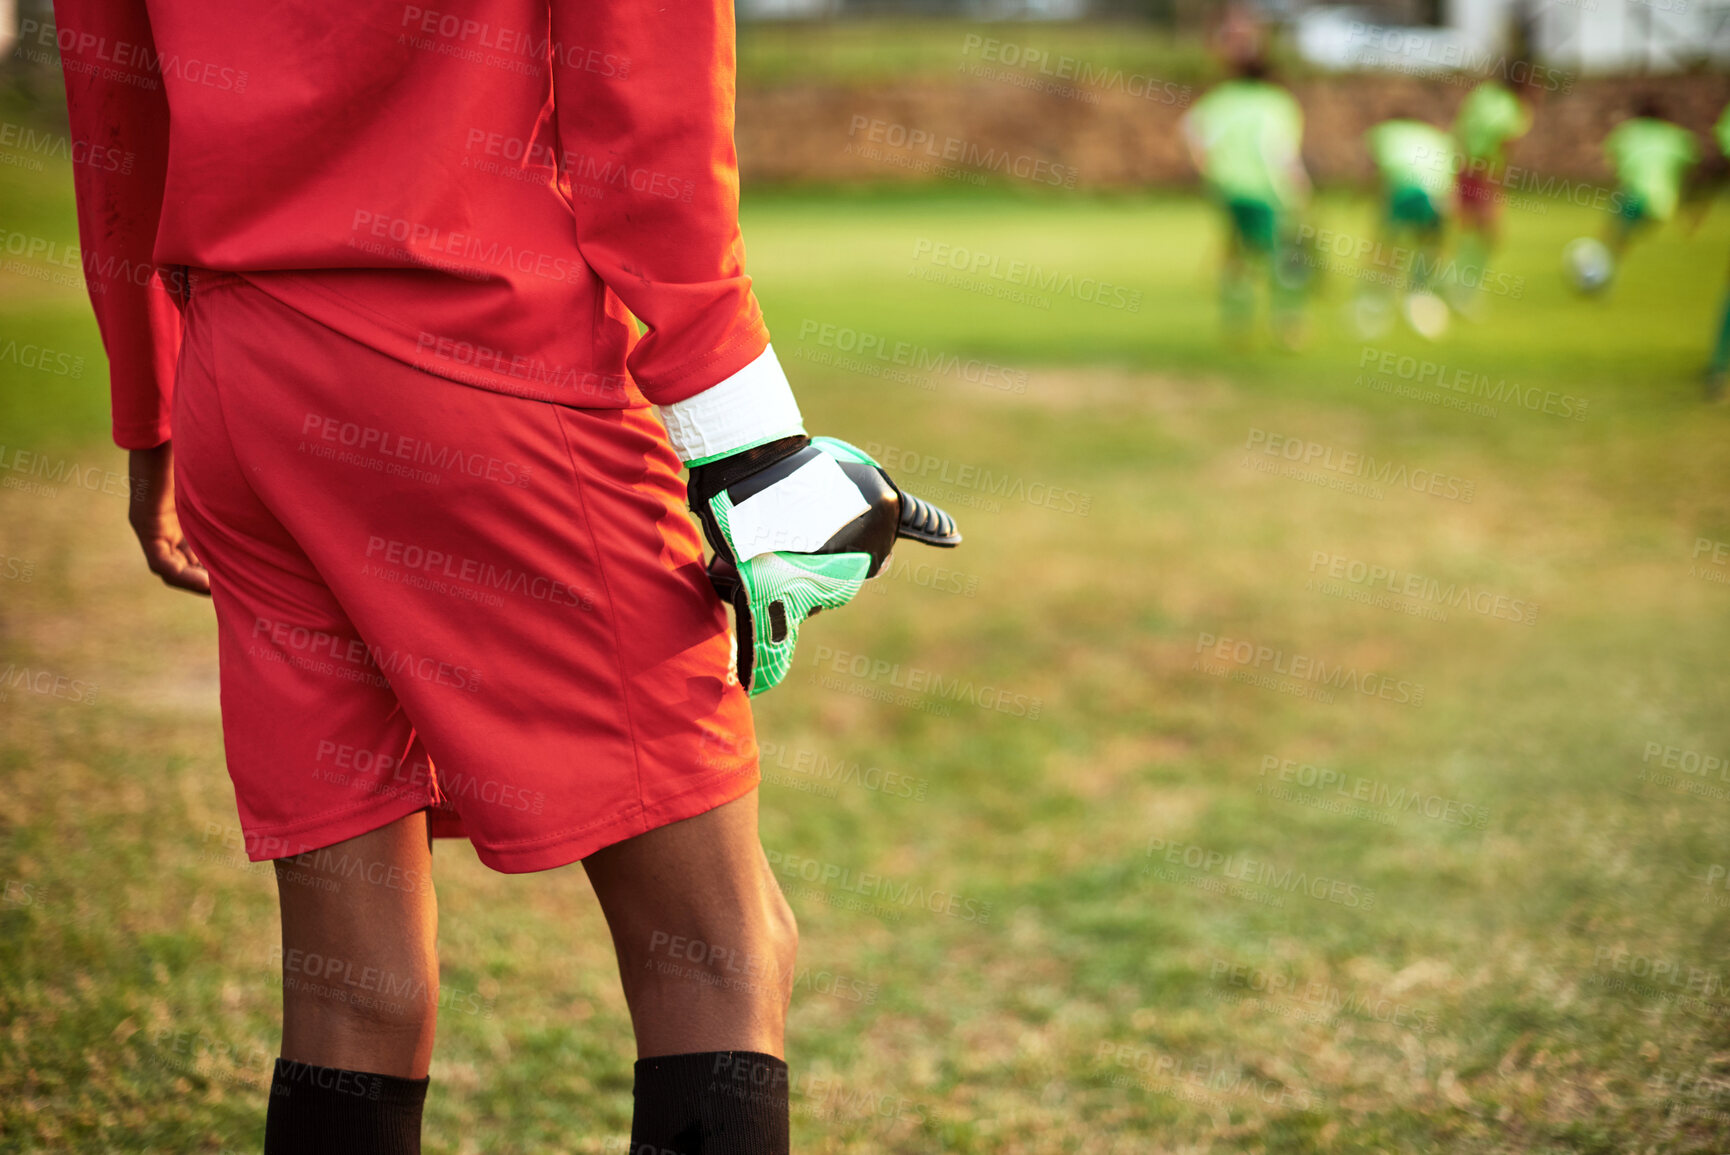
{"left": 128, "top": 443, "right": 211, "bottom": 596}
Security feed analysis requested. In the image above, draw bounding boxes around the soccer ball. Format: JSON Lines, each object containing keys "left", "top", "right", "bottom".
{"left": 1402, "top": 291, "right": 1451, "bottom": 341}
{"left": 1563, "top": 238, "right": 1614, "bottom": 294}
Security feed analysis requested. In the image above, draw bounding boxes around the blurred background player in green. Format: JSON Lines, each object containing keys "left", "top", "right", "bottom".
{"left": 1705, "top": 103, "right": 1730, "bottom": 399}
{"left": 1361, "top": 109, "right": 1457, "bottom": 340}
{"left": 1181, "top": 54, "right": 1312, "bottom": 349}
{"left": 1602, "top": 97, "right": 1699, "bottom": 277}
{"left": 1449, "top": 74, "right": 1535, "bottom": 316}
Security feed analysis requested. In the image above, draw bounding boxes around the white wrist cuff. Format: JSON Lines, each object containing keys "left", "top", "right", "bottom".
{"left": 657, "top": 345, "right": 805, "bottom": 464}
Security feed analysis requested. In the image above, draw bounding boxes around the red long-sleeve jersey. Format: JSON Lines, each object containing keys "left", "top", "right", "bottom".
{"left": 49, "top": 0, "right": 771, "bottom": 450}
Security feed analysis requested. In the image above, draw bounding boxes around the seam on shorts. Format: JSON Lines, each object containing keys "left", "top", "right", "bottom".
{"left": 550, "top": 406, "right": 647, "bottom": 817}
{"left": 194, "top": 282, "right": 289, "bottom": 551}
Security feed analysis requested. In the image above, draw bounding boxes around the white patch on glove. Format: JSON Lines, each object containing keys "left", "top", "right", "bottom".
{"left": 725, "top": 453, "right": 871, "bottom": 562}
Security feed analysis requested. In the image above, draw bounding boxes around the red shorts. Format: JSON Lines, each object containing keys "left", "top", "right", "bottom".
{"left": 171, "top": 272, "right": 758, "bottom": 873}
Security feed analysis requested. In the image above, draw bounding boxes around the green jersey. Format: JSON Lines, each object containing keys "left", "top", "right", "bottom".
{"left": 1183, "top": 80, "right": 1305, "bottom": 207}
{"left": 1605, "top": 117, "right": 1698, "bottom": 221}
{"left": 1455, "top": 82, "right": 1530, "bottom": 165}
{"left": 1366, "top": 120, "right": 1456, "bottom": 200}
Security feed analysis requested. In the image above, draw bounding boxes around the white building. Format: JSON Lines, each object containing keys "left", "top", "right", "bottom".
{"left": 1297, "top": 0, "right": 1730, "bottom": 75}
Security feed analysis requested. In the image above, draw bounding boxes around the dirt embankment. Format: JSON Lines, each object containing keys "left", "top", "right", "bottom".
{"left": 738, "top": 73, "right": 1730, "bottom": 188}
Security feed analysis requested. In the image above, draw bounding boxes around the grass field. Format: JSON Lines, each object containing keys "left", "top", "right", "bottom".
{"left": 735, "top": 20, "right": 1219, "bottom": 88}
{"left": 6, "top": 146, "right": 1730, "bottom": 1152}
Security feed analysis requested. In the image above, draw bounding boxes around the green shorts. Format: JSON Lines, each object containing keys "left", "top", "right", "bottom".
{"left": 1617, "top": 193, "right": 1650, "bottom": 225}
{"left": 1388, "top": 185, "right": 1442, "bottom": 230}
{"left": 1223, "top": 196, "right": 1280, "bottom": 255}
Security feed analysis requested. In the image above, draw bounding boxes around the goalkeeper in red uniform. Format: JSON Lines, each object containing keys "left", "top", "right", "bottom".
{"left": 49, "top": 2, "right": 956, "bottom": 1152}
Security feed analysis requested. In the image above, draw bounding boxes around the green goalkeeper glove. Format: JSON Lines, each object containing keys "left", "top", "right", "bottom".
{"left": 686, "top": 435, "right": 961, "bottom": 695}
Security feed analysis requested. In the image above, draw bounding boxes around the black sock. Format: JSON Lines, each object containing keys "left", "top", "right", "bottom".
{"left": 629, "top": 1050, "right": 789, "bottom": 1155}
{"left": 263, "top": 1057, "right": 428, "bottom": 1155}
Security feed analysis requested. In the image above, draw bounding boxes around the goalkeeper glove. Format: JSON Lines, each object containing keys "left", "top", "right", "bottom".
{"left": 686, "top": 434, "right": 961, "bottom": 695}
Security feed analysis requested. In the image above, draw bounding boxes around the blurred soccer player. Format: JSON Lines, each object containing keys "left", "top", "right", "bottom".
{"left": 1704, "top": 103, "right": 1730, "bottom": 400}
{"left": 1602, "top": 96, "right": 1700, "bottom": 277}
{"left": 1449, "top": 73, "right": 1536, "bottom": 315}
{"left": 1361, "top": 108, "right": 1457, "bottom": 340}
{"left": 1181, "top": 56, "right": 1312, "bottom": 348}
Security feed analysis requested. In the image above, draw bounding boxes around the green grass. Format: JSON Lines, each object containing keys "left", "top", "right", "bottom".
{"left": 7, "top": 151, "right": 1730, "bottom": 1151}
{"left": 736, "top": 20, "right": 1219, "bottom": 89}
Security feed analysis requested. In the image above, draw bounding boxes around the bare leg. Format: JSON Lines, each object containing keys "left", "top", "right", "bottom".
{"left": 583, "top": 790, "right": 797, "bottom": 1058}
{"left": 274, "top": 812, "right": 439, "bottom": 1078}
